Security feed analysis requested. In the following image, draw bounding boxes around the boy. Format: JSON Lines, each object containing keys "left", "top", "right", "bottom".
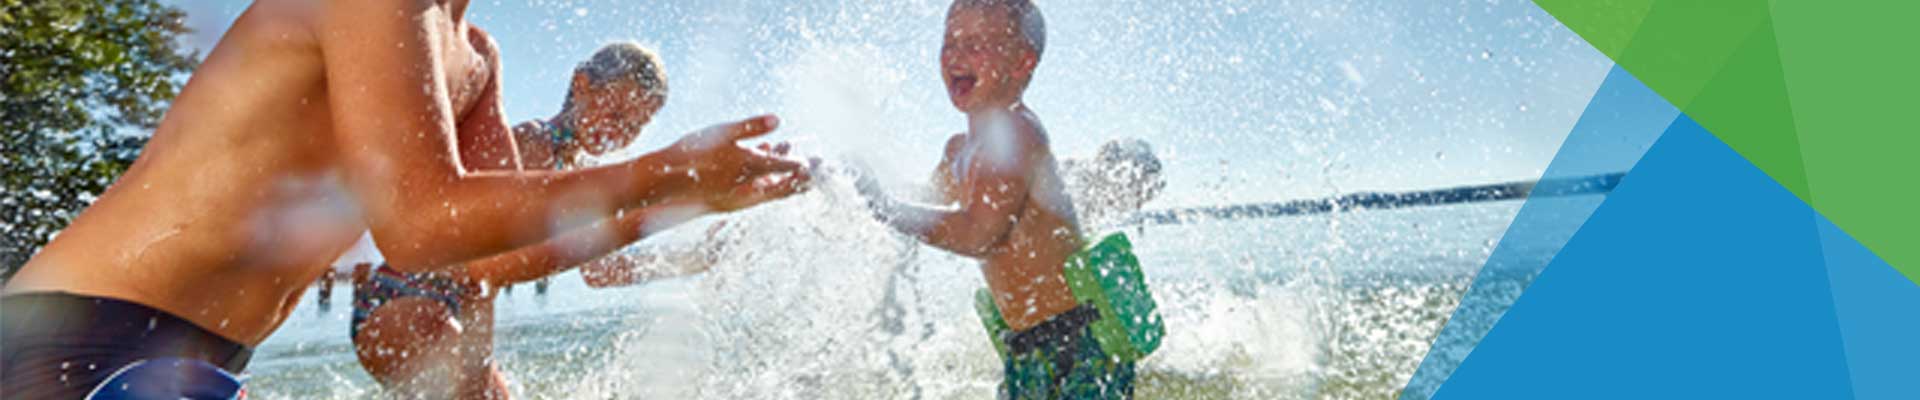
{"left": 854, "top": 1, "right": 1159, "bottom": 398}
{"left": 0, "top": 1, "right": 807, "bottom": 397}
{"left": 350, "top": 42, "right": 738, "bottom": 399}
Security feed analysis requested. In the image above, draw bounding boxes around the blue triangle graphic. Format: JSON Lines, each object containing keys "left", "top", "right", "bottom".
{"left": 1819, "top": 216, "right": 1920, "bottom": 398}
{"left": 1431, "top": 116, "right": 1852, "bottom": 398}
{"left": 1401, "top": 65, "right": 1680, "bottom": 398}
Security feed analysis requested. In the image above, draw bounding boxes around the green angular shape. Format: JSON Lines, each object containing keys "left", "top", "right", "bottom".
{"left": 1534, "top": 0, "right": 1656, "bottom": 57}
{"left": 1538, "top": 1, "right": 1806, "bottom": 198}
{"left": 1609, "top": 1, "right": 1771, "bottom": 109}
{"left": 1680, "top": 16, "right": 1810, "bottom": 201}
{"left": 1534, "top": 0, "right": 1920, "bottom": 280}
{"left": 1770, "top": 1, "right": 1920, "bottom": 283}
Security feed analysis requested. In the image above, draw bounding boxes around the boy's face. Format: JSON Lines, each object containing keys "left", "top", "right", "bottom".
{"left": 573, "top": 78, "right": 662, "bottom": 155}
{"left": 941, "top": 5, "right": 1036, "bottom": 113}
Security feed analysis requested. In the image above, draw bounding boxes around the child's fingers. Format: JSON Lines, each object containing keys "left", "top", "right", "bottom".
{"left": 741, "top": 152, "right": 806, "bottom": 175}
{"left": 722, "top": 115, "right": 780, "bottom": 142}
{"left": 747, "top": 170, "right": 812, "bottom": 201}
{"left": 754, "top": 142, "right": 794, "bottom": 157}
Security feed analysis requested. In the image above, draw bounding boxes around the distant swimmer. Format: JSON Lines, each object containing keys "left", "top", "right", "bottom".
{"left": 316, "top": 269, "right": 336, "bottom": 307}
{"left": 849, "top": 1, "right": 1164, "bottom": 398}
{"left": 0, "top": 1, "right": 810, "bottom": 398}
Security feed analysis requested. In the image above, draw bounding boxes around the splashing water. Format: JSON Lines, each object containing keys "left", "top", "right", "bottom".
{"left": 248, "top": 178, "right": 1551, "bottom": 399}
{"left": 225, "top": 0, "right": 1605, "bottom": 398}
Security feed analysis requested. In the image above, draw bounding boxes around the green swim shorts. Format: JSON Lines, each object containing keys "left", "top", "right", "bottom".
{"left": 999, "top": 305, "right": 1137, "bottom": 400}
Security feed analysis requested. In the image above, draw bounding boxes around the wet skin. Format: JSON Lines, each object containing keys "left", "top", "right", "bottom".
{"left": 878, "top": 4, "right": 1084, "bottom": 331}
{"left": 354, "top": 64, "right": 710, "bottom": 399}
{"left": 5, "top": 0, "right": 805, "bottom": 348}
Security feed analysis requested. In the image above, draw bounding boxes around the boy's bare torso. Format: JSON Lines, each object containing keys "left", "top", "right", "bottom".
{"left": 6, "top": 0, "right": 501, "bottom": 345}
{"left": 936, "top": 108, "right": 1084, "bottom": 330}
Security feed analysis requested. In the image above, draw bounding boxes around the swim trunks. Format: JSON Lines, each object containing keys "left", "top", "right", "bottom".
{"left": 1, "top": 292, "right": 253, "bottom": 399}
{"left": 975, "top": 233, "right": 1162, "bottom": 399}
{"left": 999, "top": 305, "right": 1137, "bottom": 400}
{"left": 86, "top": 357, "right": 245, "bottom": 400}
{"left": 350, "top": 264, "right": 467, "bottom": 340}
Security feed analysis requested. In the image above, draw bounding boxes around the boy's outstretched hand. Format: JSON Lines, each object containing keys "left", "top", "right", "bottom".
{"left": 666, "top": 115, "right": 813, "bottom": 212}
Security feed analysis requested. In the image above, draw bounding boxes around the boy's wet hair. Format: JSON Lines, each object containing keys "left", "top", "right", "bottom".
{"left": 952, "top": 0, "right": 1046, "bottom": 60}
{"left": 563, "top": 42, "right": 669, "bottom": 112}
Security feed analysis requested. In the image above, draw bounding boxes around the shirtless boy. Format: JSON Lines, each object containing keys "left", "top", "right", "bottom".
{"left": 347, "top": 42, "right": 746, "bottom": 399}
{"left": 852, "top": 1, "right": 1153, "bottom": 398}
{"left": 0, "top": 1, "right": 806, "bottom": 398}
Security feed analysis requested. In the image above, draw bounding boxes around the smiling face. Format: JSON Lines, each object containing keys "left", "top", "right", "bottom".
{"left": 569, "top": 77, "right": 664, "bottom": 156}
{"left": 941, "top": 4, "right": 1038, "bottom": 113}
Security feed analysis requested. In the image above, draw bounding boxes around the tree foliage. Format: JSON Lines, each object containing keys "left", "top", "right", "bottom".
{"left": 1, "top": 0, "right": 199, "bottom": 276}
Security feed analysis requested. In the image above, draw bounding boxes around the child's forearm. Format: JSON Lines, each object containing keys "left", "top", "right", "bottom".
{"left": 467, "top": 200, "right": 708, "bottom": 286}
{"left": 867, "top": 193, "right": 942, "bottom": 240}
{"left": 859, "top": 185, "right": 1006, "bottom": 258}
{"left": 579, "top": 243, "right": 717, "bottom": 288}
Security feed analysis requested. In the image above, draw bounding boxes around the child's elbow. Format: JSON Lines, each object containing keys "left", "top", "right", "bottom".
{"left": 367, "top": 222, "right": 455, "bottom": 274}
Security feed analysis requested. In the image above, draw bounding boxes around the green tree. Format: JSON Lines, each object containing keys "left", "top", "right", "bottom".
{"left": 1, "top": 0, "right": 199, "bottom": 277}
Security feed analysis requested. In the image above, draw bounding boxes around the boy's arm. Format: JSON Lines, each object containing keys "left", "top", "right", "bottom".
{"left": 319, "top": 0, "right": 804, "bottom": 271}
{"left": 579, "top": 221, "right": 730, "bottom": 288}
{"left": 462, "top": 197, "right": 710, "bottom": 286}
{"left": 856, "top": 134, "right": 1034, "bottom": 259}
{"left": 926, "top": 133, "right": 966, "bottom": 203}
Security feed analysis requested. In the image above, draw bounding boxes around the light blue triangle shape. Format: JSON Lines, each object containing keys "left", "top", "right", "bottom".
{"left": 1400, "top": 65, "right": 1679, "bottom": 398}
{"left": 1819, "top": 215, "right": 1920, "bottom": 398}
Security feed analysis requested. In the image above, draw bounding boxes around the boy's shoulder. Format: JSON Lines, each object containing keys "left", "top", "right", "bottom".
{"left": 945, "top": 132, "right": 968, "bottom": 157}
{"left": 1007, "top": 108, "right": 1053, "bottom": 153}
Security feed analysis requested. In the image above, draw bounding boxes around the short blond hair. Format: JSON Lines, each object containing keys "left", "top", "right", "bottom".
{"left": 950, "top": 0, "right": 1046, "bottom": 60}
{"left": 563, "top": 42, "right": 668, "bottom": 112}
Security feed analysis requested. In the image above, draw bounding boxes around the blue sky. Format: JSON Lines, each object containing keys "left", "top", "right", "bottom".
{"left": 169, "top": 0, "right": 1616, "bottom": 208}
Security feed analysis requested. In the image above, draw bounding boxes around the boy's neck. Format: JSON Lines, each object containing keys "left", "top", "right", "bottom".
{"left": 965, "top": 99, "right": 1028, "bottom": 123}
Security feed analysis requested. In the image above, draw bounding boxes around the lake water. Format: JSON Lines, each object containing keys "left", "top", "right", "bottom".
{"left": 246, "top": 189, "right": 1590, "bottom": 399}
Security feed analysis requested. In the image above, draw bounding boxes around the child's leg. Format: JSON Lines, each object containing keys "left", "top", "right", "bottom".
{"left": 456, "top": 364, "right": 510, "bottom": 400}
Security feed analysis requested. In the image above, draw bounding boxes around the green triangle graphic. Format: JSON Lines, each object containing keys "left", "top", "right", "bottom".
{"left": 1609, "top": 1, "right": 1770, "bottom": 109}
{"left": 1770, "top": 1, "right": 1920, "bottom": 284}
{"left": 1534, "top": 0, "right": 1656, "bottom": 58}
{"left": 1536, "top": 0, "right": 1920, "bottom": 283}
{"left": 1680, "top": 16, "right": 1809, "bottom": 201}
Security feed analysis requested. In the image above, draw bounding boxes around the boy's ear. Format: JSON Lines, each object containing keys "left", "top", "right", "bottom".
{"left": 1016, "top": 51, "right": 1039, "bottom": 79}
